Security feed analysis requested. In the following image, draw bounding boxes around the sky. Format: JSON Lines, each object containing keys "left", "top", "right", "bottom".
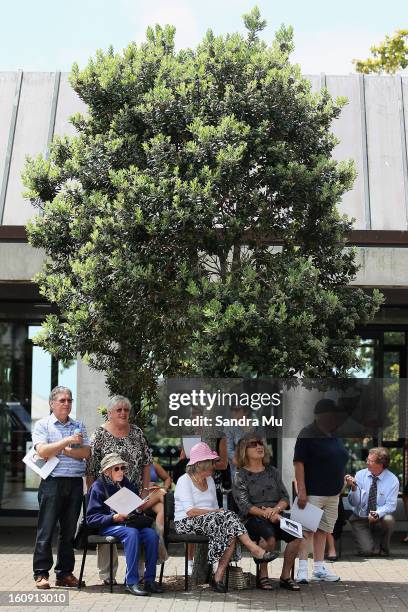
{"left": 0, "top": 0, "right": 406, "bottom": 75}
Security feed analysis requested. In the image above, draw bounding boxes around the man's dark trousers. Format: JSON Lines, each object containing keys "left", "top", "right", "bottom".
{"left": 33, "top": 477, "right": 83, "bottom": 579}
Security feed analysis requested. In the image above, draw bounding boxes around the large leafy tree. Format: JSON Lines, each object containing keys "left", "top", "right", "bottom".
{"left": 23, "top": 7, "right": 382, "bottom": 409}
{"left": 354, "top": 29, "right": 408, "bottom": 74}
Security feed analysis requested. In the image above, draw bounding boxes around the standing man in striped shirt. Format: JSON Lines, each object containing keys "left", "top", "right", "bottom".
{"left": 32, "top": 386, "right": 90, "bottom": 590}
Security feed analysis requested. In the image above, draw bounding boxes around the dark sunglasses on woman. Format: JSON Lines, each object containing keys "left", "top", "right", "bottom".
{"left": 113, "top": 465, "right": 127, "bottom": 472}
{"left": 247, "top": 440, "right": 264, "bottom": 448}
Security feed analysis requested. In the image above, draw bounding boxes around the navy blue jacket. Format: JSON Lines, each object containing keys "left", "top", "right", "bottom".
{"left": 86, "top": 476, "right": 139, "bottom": 529}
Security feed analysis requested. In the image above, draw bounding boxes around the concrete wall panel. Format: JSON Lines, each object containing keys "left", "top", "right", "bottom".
{"left": 365, "top": 77, "right": 407, "bottom": 229}
{"left": 0, "top": 72, "right": 19, "bottom": 209}
{"left": 3, "top": 72, "right": 54, "bottom": 225}
{"left": 76, "top": 358, "right": 110, "bottom": 434}
{"left": 54, "top": 73, "right": 87, "bottom": 138}
{"left": 0, "top": 243, "right": 44, "bottom": 280}
{"left": 351, "top": 247, "right": 408, "bottom": 286}
{"left": 327, "top": 75, "right": 366, "bottom": 229}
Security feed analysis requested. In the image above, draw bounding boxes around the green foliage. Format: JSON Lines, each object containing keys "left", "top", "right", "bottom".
{"left": 23, "top": 11, "right": 382, "bottom": 409}
{"left": 354, "top": 30, "right": 408, "bottom": 74}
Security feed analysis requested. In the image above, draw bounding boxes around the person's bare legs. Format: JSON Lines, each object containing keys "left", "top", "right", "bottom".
{"left": 296, "top": 531, "right": 312, "bottom": 581}
{"left": 312, "top": 529, "right": 340, "bottom": 580}
{"left": 150, "top": 501, "right": 164, "bottom": 531}
{"left": 281, "top": 539, "right": 301, "bottom": 580}
{"left": 326, "top": 533, "right": 336, "bottom": 558}
{"left": 188, "top": 543, "right": 195, "bottom": 561}
{"left": 239, "top": 532, "right": 274, "bottom": 559}
{"left": 213, "top": 538, "right": 236, "bottom": 582}
{"left": 313, "top": 529, "right": 327, "bottom": 562}
{"left": 298, "top": 533, "right": 311, "bottom": 560}
{"left": 256, "top": 535, "right": 276, "bottom": 580}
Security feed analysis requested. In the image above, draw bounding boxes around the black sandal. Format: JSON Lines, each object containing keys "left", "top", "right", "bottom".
{"left": 280, "top": 577, "right": 300, "bottom": 591}
{"left": 253, "top": 551, "right": 279, "bottom": 564}
{"left": 258, "top": 577, "right": 274, "bottom": 590}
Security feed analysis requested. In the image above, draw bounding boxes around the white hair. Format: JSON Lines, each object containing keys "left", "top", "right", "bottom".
{"left": 107, "top": 395, "right": 131, "bottom": 413}
{"left": 49, "top": 386, "right": 72, "bottom": 402}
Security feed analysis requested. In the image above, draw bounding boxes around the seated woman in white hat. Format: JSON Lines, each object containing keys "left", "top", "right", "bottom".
{"left": 87, "top": 452, "right": 162, "bottom": 597}
{"left": 174, "top": 442, "right": 277, "bottom": 592}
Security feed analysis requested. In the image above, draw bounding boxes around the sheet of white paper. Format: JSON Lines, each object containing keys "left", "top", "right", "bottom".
{"left": 279, "top": 516, "right": 303, "bottom": 538}
{"left": 182, "top": 437, "right": 201, "bottom": 458}
{"left": 23, "top": 446, "right": 59, "bottom": 479}
{"left": 290, "top": 497, "right": 324, "bottom": 532}
{"left": 104, "top": 487, "right": 146, "bottom": 515}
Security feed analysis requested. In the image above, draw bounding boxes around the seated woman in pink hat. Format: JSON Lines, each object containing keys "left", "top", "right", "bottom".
{"left": 174, "top": 442, "right": 277, "bottom": 592}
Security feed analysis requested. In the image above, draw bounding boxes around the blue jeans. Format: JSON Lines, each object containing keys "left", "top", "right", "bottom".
{"left": 33, "top": 477, "right": 83, "bottom": 579}
{"left": 100, "top": 525, "right": 159, "bottom": 585}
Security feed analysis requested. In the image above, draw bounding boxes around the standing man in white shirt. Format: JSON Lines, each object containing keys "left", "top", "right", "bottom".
{"left": 32, "top": 386, "right": 90, "bottom": 589}
{"left": 346, "top": 447, "right": 399, "bottom": 556}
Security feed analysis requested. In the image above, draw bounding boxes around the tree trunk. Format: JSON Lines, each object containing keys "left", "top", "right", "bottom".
{"left": 191, "top": 542, "right": 210, "bottom": 584}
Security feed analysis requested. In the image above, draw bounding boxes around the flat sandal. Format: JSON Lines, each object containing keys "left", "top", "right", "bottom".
{"left": 258, "top": 577, "right": 274, "bottom": 590}
{"left": 280, "top": 577, "right": 300, "bottom": 591}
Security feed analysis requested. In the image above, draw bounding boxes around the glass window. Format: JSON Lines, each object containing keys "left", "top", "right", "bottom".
{"left": 0, "top": 321, "right": 77, "bottom": 512}
{"left": 384, "top": 332, "right": 405, "bottom": 346}
{"left": 348, "top": 338, "right": 378, "bottom": 378}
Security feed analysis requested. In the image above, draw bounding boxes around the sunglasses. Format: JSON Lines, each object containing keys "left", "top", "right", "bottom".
{"left": 115, "top": 407, "right": 130, "bottom": 413}
{"left": 247, "top": 440, "right": 264, "bottom": 448}
{"left": 112, "top": 465, "right": 127, "bottom": 472}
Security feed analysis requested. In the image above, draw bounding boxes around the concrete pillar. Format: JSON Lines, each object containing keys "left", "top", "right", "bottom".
{"left": 281, "top": 437, "right": 297, "bottom": 502}
{"left": 76, "top": 358, "right": 110, "bottom": 435}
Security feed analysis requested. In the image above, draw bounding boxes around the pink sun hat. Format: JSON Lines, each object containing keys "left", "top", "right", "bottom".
{"left": 187, "top": 442, "right": 219, "bottom": 466}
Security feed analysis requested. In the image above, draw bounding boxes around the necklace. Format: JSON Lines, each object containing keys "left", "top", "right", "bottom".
{"left": 190, "top": 473, "right": 206, "bottom": 490}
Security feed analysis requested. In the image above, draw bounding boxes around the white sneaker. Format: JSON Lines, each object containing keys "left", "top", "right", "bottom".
{"left": 311, "top": 565, "right": 340, "bottom": 582}
{"left": 187, "top": 560, "right": 193, "bottom": 576}
{"left": 295, "top": 568, "right": 309, "bottom": 584}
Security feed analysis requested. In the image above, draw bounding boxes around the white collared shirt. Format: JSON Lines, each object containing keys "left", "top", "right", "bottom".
{"left": 348, "top": 467, "right": 399, "bottom": 518}
{"left": 32, "top": 414, "right": 89, "bottom": 477}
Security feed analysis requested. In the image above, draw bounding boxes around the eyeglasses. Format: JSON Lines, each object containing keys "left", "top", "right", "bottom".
{"left": 247, "top": 440, "right": 264, "bottom": 448}
{"left": 113, "top": 465, "right": 127, "bottom": 472}
{"left": 115, "top": 407, "right": 130, "bottom": 413}
{"left": 56, "top": 398, "right": 73, "bottom": 404}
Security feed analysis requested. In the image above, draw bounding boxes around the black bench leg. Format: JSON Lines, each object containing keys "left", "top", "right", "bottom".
{"left": 159, "top": 562, "right": 165, "bottom": 585}
{"left": 184, "top": 543, "right": 189, "bottom": 591}
{"left": 109, "top": 543, "right": 114, "bottom": 593}
{"left": 78, "top": 542, "right": 87, "bottom": 590}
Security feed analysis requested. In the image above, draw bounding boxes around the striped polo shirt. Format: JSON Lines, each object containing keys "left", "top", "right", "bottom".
{"left": 32, "top": 413, "right": 90, "bottom": 477}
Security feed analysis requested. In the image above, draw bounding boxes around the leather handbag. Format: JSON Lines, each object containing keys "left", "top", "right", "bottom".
{"left": 125, "top": 511, "right": 154, "bottom": 529}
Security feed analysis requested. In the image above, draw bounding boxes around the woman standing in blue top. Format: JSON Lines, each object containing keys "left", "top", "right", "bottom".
{"left": 86, "top": 452, "right": 163, "bottom": 597}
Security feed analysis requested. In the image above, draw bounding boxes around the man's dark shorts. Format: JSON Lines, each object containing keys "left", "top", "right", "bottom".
{"left": 245, "top": 516, "right": 298, "bottom": 544}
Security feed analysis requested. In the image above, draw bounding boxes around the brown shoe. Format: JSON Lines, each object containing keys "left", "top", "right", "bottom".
{"left": 55, "top": 574, "right": 84, "bottom": 588}
{"left": 35, "top": 575, "right": 50, "bottom": 590}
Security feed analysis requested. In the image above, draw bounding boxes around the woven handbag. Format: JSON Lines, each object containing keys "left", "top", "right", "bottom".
{"left": 227, "top": 564, "right": 251, "bottom": 590}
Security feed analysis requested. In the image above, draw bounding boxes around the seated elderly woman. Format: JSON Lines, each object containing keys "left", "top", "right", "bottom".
{"left": 174, "top": 442, "right": 277, "bottom": 592}
{"left": 87, "top": 452, "right": 163, "bottom": 597}
{"left": 232, "top": 434, "right": 302, "bottom": 591}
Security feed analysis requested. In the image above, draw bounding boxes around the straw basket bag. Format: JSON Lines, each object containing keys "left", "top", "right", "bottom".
{"left": 227, "top": 564, "right": 251, "bottom": 590}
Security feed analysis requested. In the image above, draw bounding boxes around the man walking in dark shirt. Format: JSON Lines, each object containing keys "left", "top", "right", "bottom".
{"left": 293, "top": 399, "right": 348, "bottom": 583}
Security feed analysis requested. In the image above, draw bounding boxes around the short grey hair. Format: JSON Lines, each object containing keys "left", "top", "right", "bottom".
{"left": 49, "top": 386, "right": 72, "bottom": 403}
{"left": 107, "top": 395, "right": 132, "bottom": 413}
{"left": 368, "top": 447, "right": 390, "bottom": 468}
{"left": 186, "top": 459, "right": 214, "bottom": 476}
